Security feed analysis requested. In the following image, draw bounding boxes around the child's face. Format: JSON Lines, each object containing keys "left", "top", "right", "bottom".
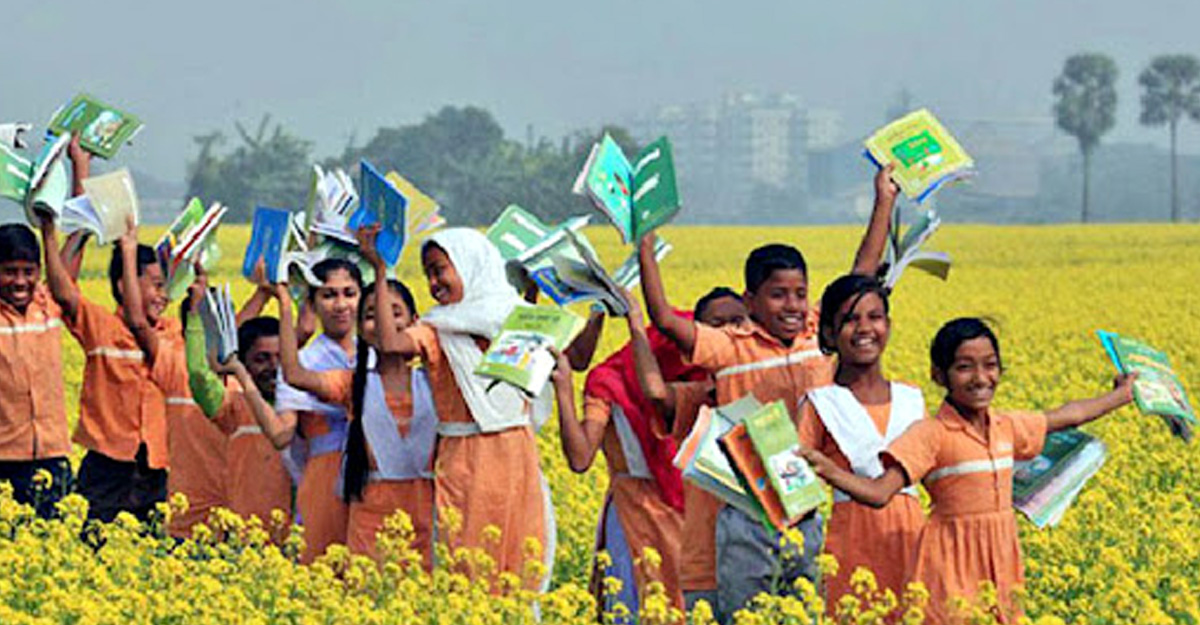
{"left": 313, "top": 269, "right": 360, "bottom": 339}
{"left": 697, "top": 295, "right": 749, "bottom": 328}
{"left": 831, "top": 292, "right": 889, "bottom": 366}
{"left": 0, "top": 259, "right": 39, "bottom": 312}
{"left": 360, "top": 289, "right": 415, "bottom": 347}
{"left": 936, "top": 336, "right": 1001, "bottom": 415}
{"left": 139, "top": 262, "right": 167, "bottom": 325}
{"left": 422, "top": 246, "right": 464, "bottom": 305}
{"left": 745, "top": 268, "right": 809, "bottom": 343}
{"left": 244, "top": 336, "right": 280, "bottom": 401}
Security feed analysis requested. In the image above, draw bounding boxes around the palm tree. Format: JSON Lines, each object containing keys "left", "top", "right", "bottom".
{"left": 1138, "top": 55, "right": 1200, "bottom": 222}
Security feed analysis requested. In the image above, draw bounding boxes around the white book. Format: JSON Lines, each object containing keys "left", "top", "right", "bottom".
{"left": 65, "top": 168, "right": 139, "bottom": 245}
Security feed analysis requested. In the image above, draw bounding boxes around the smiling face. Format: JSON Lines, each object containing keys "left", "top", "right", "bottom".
{"left": 0, "top": 260, "right": 39, "bottom": 312}
{"left": 422, "top": 245, "right": 464, "bottom": 305}
{"left": 244, "top": 335, "right": 280, "bottom": 402}
{"left": 312, "top": 269, "right": 360, "bottom": 340}
{"left": 360, "top": 285, "right": 416, "bottom": 347}
{"left": 137, "top": 262, "right": 167, "bottom": 325}
{"left": 935, "top": 336, "right": 1002, "bottom": 415}
{"left": 744, "top": 268, "right": 809, "bottom": 344}
{"left": 831, "top": 291, "right": 889, "bottom": 366}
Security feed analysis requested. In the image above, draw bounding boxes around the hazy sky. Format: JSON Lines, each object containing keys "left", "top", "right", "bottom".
{"left": 5, "top": 0, "right": 1200, "bottom": 183}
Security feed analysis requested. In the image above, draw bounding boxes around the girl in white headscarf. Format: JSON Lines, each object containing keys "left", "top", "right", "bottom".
{"left": 389, "top": 228, "right": 555, "bottom": 590}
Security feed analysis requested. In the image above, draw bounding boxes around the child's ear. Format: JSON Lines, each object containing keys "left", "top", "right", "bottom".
{"left": 930, "top": 365, "right": 946, "bottom": 388}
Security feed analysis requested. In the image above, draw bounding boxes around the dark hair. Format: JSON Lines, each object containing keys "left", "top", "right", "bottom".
{"left": 818, "top": 274, "right": 891, "bottom": 354}
{"left": 307, "top": 258, "right": 363, "bottom": 302}
{"left": 108, "top": 244, "right": 158, "bottom": 306}
{"left": 238, "top": 316, "right": 280, "bottom": 362}
{"left": 344, "top": 335, "right": 372, "bottom": 503}
{"left": 930, "top": 317, "right": 1003, "bottom": 377}
{"left": 744, "top": 244, "right": 807, "bottom": 293}
{"left": 693, "top": 286, "right": 741, "bottom": 320}
{"left": 0, "top": 224, "right": 40, "bottom": 265}
{"left": 359, "top": 279, "right": 419, "bottom": 322}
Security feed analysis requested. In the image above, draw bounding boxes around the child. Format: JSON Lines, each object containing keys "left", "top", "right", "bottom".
{"left": 268, "top": 226, "right": 436, "bottom": 566}
{"left": 0, "top": 224, "right": 71, "bottom": 517}
{"left": 271, "top": 258, "right": 362, "bottom": 562}
{"left": 800, "top": 318, "right": 1136, "bottom": 624}
{"left": 552, "top": 293, "right": 708, "bottom": 616}
{"left": 40, "top": 215, "right": 175, "bottom": 522}
{"left": 387, "top": 228, "right": 555, "bottom": 589}
{"left": 796, "top": 274, "right": 927, "bottom": 608}
{"left": 638, "top": 165, "right": 898, "bottom": 620}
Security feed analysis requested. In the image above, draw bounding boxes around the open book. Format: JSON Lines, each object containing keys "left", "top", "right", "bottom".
{"left": 475, "top": 305, "right": 586, "bottom": 396}
{"left": 865, "top": 108, "right": 974, "bottom": 204}
{"left": 61, "top": 168, "right": 140, "bottom": 245}
{"left": 881, "top": 207, "right": 951, "bottom": 290}
{"left": 1013, "top": 429, "right": 1107, "bottom": 529}
{"left": 572, "top": 134, "right": 681, "bottom": 244}
{"left": 304, "top": 164, "right": 357, "bottom": 244}
{"left": 674, "top": 395, "right": 766, "bottom": 517}
{"left": 486, "top": 204, "right": 594, "bottom": 294}
{"left": 1, "top": 133, "right": 71, "bottom": 225}
{"left": 1097, "top": 330, "right": 1195, "bottom": 441}
{"left": 243, "top": 206, "right": 320, "bottom": 286}
{"left": 156, "top": 198, "right": 227, "bottom": 300}
{"left": 611, "top": 234, "right": 672, "bottom": 291}
{"left": 199, "top": 283, "right": 239, "bottom": 364}
{"left": 347, "top": 161, "right": 443, "bottom": 266}
{"left": 47, "top": 94, "right": 143, "bottom": 160}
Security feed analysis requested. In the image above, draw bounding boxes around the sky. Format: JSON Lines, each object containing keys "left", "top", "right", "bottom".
{"left": 4, "top": 0, "right": 1200, "bottom": 185}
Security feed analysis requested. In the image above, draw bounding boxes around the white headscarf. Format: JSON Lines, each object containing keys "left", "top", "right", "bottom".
{"left": 420, "top": 228, "right": 551, "bottom": 432}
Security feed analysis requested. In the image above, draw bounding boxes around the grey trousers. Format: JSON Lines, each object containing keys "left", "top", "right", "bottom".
{"left": 713, "top": 505, "right": 824, "bottom": 623}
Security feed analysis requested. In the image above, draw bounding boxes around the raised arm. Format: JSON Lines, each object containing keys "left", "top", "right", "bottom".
{"left": 566, "top": 308, "right": 604, "bottom": 371}
{"left": 356, "top": 225, "right": 418, "bottom": 359}
{"left": 117, "top": 219, "right": 161, "bottom": 366}
{"left": 213, "top": 355, "right": 296, "bottom": 449}
{"left": 39, "top": 218, "right": 80, "bottom": 321}
{"left": 237, "top": 260, "right": 274, "bottom": 326}
{"left": 184, "top": 271, "right": 226, "bottom": 418}
{"left": 61, "top": 231, "right": 90, "bottom": 281}
{"left": 552, "top": 349, "right": 606, "bottom": 473}
{"left": 638, "top": 233, "right": 695, "bottom": 356}
{"left": 68, "top": 133, "right": 90, "bottom": 198}
{"left": 624, "top": 293, "right": 677, "bottom": 421}
{"left": 275, "top": 284, "right": 334, "bottom": 397}
{"left": 799, "top": 447, "right": 909, "bottom": 509}
{"left": 1045, "top": 373, "right": 1137, "bottom": 432}
{"left": 851, "top": 163, "right": 899, "bottom": 277}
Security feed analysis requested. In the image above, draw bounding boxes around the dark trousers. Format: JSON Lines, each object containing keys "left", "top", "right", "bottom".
{"left": 0, "top": 456, "right": 73, "bottom": 518}
{"left": 76, "top": 446, "right": 167, "bottom": 523}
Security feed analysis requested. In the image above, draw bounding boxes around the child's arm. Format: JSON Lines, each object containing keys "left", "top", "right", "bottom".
{"left": 851, "top": 163, "right": 899, "bottom": 277}
{"left": 39, "top": 218, "right": 80, "bottom": 321}
{"left": 213, "top": 355, "right": 297, "bottom": 449}
{"left": 624, "top": 292, "right": 679, "bottom": 421}
{"left": 798, "top": 446, "right": 909, "bottom": 509}
{"left": 236, "top": 259, "right": 273, "bottom": 327}
{"left": 61, "top": 231, "right": 90, "bottom": 281}
{"left": 117, "top": 218, "right": 161, "bottom": 366}
{"left": 184, "top": 271, "right": 226, "bottom": 419}
{"left": 638, "top": 233, "right": 696, "bottom": 356}
{"left": 552, "top": 349, "right": 606, "bottom": 473}
{"left": 356, "top": 225, "right": 419, "bottom": 359}
{"left": 566, "top": 308, "right": 605, "bottom": 371}
{"left": 275, "top": 284, "right": 338, "bottom": 399}
{"left": 68, "top": 133, "right": 90, "bottom": 198}
{"left": 1045, "top": 373, "right": 1137, "bottom": 432}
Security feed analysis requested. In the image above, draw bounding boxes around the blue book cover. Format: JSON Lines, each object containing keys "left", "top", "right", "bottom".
{"left": 349, "top": 159, "right": 406, "bottom": 266}
{"left": 243, "top": 206, "right": 291, "bottom": 282}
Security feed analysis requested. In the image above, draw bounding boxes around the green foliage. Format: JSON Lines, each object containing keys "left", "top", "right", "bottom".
{"left": 1053, "top": 53, "right": 1119, "bottom": 223}
{"left": 1138, "top": 54, "right": 1200, "bottom": 222}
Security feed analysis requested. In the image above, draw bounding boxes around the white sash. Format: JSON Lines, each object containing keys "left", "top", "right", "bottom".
{"left": 361, "top": 367, "right": 437, "bottom": 481}
{"left": 808, "top": 382, "right": 924, "bottom": 502}
{"left": 610, "top": 405, "right": 652, "bottom": 479}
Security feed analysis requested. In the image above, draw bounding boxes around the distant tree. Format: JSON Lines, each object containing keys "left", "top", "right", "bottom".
{"left": 1053, "top": 53, "right": 1119, "bottom": 223}
{"left": 1138, "top": 54, "right": 1200, "bottom": 222}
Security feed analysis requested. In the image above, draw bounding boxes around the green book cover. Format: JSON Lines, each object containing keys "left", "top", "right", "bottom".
{"left": 1098, "top": 331, "right": 1196, "bottom": 438}
{"left": 743, "top": 400, "right": 826, "bottom": 519}
{"left": 0, "top": 145, "right": 33, "bottom": 204}
{"left": 47, "top": 93, "right": 143, "bottom": 160}
{"left": 573, "top": 134, "right": 682, "bottom": 244}
{"left": 630, "top": 136, "right": 681, "bottom": 241}
{"left": 475, "top": 306, "right": 586, "bottom": 395}
{"left": 864, "top": 108, "right": 974, "bottom": 203}
{"left": 1012, "top": 429, "right": 1095, "bottom": 502}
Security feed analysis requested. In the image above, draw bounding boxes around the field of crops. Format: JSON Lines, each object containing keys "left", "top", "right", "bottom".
{"left": 3, "top": 223, "right": 1199, "bottom": 624}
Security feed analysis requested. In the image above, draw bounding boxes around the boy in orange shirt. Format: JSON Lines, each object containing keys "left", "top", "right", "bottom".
{"left": 639, "top": 166, "right": 898, "bottom": 621}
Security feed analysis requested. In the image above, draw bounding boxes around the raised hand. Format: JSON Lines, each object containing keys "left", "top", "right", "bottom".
{"left": 874, "top": 162, "right": 900, "bottom": 207}
{"left": 187, "top": 260, "right": 209, "bottom": 313}
{"left": 355, "top": 224, "right": 386, "bottom": 269}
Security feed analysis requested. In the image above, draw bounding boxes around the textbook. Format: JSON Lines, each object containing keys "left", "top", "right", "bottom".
{"left": 62, "top": 168, "right": 139, "bottom": 245}
{"left": 864, "top": 109, "right": 974, "bottom": 204}
{"left": 199, "top": 283, "right": 239, "bottom": 364}
{"left": 674, "top": 396, "right": 766, "bottom": 517}
{"left": 346, "top": 161, "right": 442, "bottom": 266}
{"left": 743, "top": 401, "right": 825, "bottom": 522}
{"left": 719, "top": 422, "right": 780, "bottom": 529}
{"left": 0, "top": 133, "right": 71, "bottom": 224}
{"left": 156, "top": 198, "right": 227, "bottom": 300}
{"left": 305, "top": 164, "right": 357, "bottom": 244}
{"left": 475, "top": 305, "right": 587, "bottom": 396}
{"left": 611, "top": 234, "right": 672, "bottom": 291}
{"left": 46, "top": 93, "right": 143, "bottom": 160}
{"left": 881, "top": 207, "right": 951, "bottom": 290}
{"left": 485, "top": 204, "right": 598, "bottom": 299}
{"left": 387, "top": 170, "right": 444, "bottom": 247}
{"left": 1013, "top": 430, "right": 1107, "bottom": 529}
{"left": 1097, "top": 330, "right": 1196, "bottom": 441}
{"left": 243, "top": 206, "right": 319, "bottom": 286}
{"left": 572, "top": 134, "right": 681, "bottom": 244}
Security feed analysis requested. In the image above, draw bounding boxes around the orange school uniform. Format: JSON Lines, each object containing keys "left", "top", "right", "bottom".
{"left": 796, "top": 385, "right": 927, "bottom": 606}
{"left": 584, "top": 395, "right": 685, "bottom": 611}
{"left": 884, "top": 402, "right": 1049, "bottom": 625}
{"left": 210, "top": 378, "right": 292, "bottom": 527}
{"left": 404, "top": 324, "right": 548, "bottom": 587}
{"left": 0, "top": 284, "right": 68, "bottom": 461}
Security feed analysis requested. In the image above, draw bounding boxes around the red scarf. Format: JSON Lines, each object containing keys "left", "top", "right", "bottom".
{"left": 583, "top": 313, "right": 707, "bottom": 512}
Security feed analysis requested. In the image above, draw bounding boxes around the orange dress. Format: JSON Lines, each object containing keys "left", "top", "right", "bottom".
{"left": 884, "top": 402, "right": 1049, "bottom": 624}
{"left": 211, "top": 379, "right": 292, "bottom": 528}
{"left": 796, "top": 388, "right": 926, "bottom": 607}
{"left": 584, "top": 395, "right": 685, "bottom": 611}
{"left": 405, "top": 324, "right": 548, "bottom": 588}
